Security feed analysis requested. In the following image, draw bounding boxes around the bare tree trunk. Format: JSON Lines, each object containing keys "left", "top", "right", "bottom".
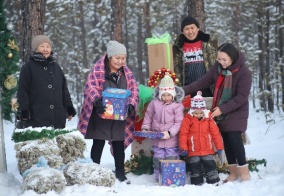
{"left": 257, "top": 4, "right": 267, "bottom": 113}
{"left": 137, "top": 4, "right": 143, "bottom": 83}
{"left": 143, "top": 1, "right": 150, "bottom": 82}
{"left": 21, "top": 0, "right": 46, "bottom": 63}
{"left": 186, "top": 0, "right": 205, "bottom": 31}
{"left": 233, "top": 0, "right": 239, "bottom": 47}
{"left": 78, "top": 1, "right": 88, "bottom": 69}
{"left": 278, "top": 0, "right": 284, "bottom": 112}
{"left": 265, "top": 3, "right": 273, "bottom": 112}
{"left": 111, "top": 0, "right": 122, "bottom": 42}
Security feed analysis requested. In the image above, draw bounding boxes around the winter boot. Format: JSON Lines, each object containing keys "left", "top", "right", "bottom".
{"left": 115, "top": 169, "right": 127, "bottom": 182}
{"left": 90, "top": 139, "right": 105, "bottom": 164}
{"left": 112, "top": 141, "right": 127, "bottom": 182}
{"left": 237, "top": 164, "right": 251, "bottom": 182}
{"left": 223, "top": 164, "right": 239, "bottom": 183}
{"left": 153, "top": 157, "right": 163, "bottom": 182}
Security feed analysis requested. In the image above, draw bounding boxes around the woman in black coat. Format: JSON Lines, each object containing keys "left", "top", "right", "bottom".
{"left": 17, "top": 35, "right": 76, "bottom": 129}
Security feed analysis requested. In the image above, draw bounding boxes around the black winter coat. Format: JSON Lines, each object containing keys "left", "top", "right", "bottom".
{"left": 17, "top": 52, "right": 76, "bottom": 129}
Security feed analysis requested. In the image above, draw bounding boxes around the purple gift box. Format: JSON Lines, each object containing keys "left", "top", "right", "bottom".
{"left": 101, "top": 88, "right": 131, "bottom": 120}
{"left": 133, "top": 131, "right": 164, "bottom": 139}
{"left": 159, "top": 160, "right": 186, "bottom": 186}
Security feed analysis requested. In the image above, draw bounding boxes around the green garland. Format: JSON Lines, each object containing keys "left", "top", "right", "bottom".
{"left": 125, "top": 150, "right": 153, "bottom": 175}
{"left": 247, "top": 158, "right": 267, "bottom": 172}
{"left": 12, "top": 128, "right": 78, "bottom": 143}
{"left": 125, "top": 152, "right": 268, "bottom": 176}
{"left": 0, "top": 1, "right": 20, "bottom": 122}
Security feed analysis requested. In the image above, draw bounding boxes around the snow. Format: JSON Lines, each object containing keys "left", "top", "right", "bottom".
{"left": 1, "top": 102, "right": 284, "bottom": 196}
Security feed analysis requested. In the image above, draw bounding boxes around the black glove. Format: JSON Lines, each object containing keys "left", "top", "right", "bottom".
{"left": 20, "top": 110, "right": 29, "bottom": 121}
{"left": 127, "top": 104, "right": 135, "bottom": 117}
{"left": 67, "top": 106, "right": 77, "bottom": 117}
{"left": 94, "top": 98, "right": 106, "bottom": 115}
{"left": 16, "top": 120, "right": 26, "bottom": 129}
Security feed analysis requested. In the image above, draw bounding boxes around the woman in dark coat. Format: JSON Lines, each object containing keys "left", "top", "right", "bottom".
{"left": 78, "top": 40, "right": 139, "bottom": 182}
{"left": 17, "top": 35, "right": 76, "bottom": 129}
{"left": 183, "top": 43, "right": 252, "bottom": 183}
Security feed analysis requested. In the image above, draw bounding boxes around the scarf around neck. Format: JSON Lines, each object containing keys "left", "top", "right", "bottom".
{"left": 211, "top": 66, "right": 240, "bottom": 109}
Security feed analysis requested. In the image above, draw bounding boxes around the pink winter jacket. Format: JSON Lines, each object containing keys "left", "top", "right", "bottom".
{"left": 142, "top": 86, "right": 184, "bottom": 148}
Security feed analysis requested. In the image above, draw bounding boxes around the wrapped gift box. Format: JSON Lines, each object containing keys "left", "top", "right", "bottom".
{"left": 133, "top": 131, "right": 164, "bottom": 139}
{"left": 159, "top": 160, "right": 186, "bottom": 187}
{"left": 102, "top": 88, "right": 131, "bottom": 120}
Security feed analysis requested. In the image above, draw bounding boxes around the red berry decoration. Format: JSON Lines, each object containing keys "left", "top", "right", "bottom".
{"left": 148, "top": 68, "right": 178, "bottom": 88}
{"left": 161, "top": 67, "right": 167, "bottom": 73}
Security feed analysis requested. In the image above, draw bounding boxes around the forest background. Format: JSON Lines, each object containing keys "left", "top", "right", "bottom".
{"left": 3, "top": 0, "right": 284, "bottom": 122}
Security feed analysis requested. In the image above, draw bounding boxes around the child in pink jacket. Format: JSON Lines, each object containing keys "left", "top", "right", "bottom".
{"left": 141, "top": 74, "right": 184, "bottom": 182}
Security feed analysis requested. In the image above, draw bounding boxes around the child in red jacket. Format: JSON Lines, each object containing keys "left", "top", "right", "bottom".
{"left": 179, "top": 91, "right": 225, "bottom": 185}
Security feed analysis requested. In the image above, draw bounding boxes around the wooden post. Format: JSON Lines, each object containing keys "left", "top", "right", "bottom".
{"left": 0, "top": 102, "right": 7, "bottom": 172}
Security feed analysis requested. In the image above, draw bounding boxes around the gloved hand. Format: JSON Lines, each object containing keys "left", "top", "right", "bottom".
{"left": 127, "top": 104, "right": 135, "bottom": 117}
{"left": 217, "top": 150, "right": 226, "bottom": 165}
{"left": 94, "top": 98, "right": 106, "bottom": 115}
{"left": 179, "top": 149, "right": 188, "bottom": 156}
{"left": 162, "top": 131, "right": 171, "bottom": 139}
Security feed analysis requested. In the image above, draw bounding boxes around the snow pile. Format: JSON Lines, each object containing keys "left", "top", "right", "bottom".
{"left": 14, "top": 139, "right": 63, "bottom": 174}
{"left": 21, "top": 167, "right": 66, "bottom": 194}
{"left": 14, "top": 131, "right": 86, "bottom": 174}
{"left": 63, "top": 161, "right": 116, "bottom": 187}
{"left": 56, "top": 132, "right": 86, "bottom": 163}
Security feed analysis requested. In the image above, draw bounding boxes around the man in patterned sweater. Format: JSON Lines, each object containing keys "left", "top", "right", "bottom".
{"left": 173, "top": 16, "right": 217, "bottom": 97}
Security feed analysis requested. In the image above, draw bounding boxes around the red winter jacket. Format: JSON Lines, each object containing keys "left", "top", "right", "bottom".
{"left": 179, "top": 113, "right": 224, "bottom": 157}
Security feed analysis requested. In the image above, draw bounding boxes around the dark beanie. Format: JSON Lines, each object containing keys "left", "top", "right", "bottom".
{"left": 181, "top": 16, "right": 199, "bottom": 31}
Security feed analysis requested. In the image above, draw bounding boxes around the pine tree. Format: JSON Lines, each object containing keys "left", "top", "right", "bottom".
{"left": 0, "top": 0, "right": 19, "bottom": 122}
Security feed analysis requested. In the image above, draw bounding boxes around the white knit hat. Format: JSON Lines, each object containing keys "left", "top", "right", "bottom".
{"left": 189, "top": 91, "right": 206, "bottom": 115}
{"left": 107, "top": 40, "right": 127, "bottom": 57}
{"left": 159, "top": 74, "right": 176, "bottom": 100}
{"left": 32, "top": 35, "right": 52, "bottom": 51}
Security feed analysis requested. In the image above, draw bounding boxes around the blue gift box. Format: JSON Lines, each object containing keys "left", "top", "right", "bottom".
{"left": 133, "top": 131, "right": 164, "bottom": 139}
{"left": 159, "top": 160, "right": 186, "bottom": 186}
{"left": 102, "top": 88, "right": 131, "bottom": 120}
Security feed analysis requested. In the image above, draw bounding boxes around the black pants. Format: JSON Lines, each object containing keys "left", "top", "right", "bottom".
{"left": 221, "top": 131, "right": 247, "bottom": 166}
{"left": 91, "top": 139, "right": 125, "bottom": 170}
{"left": 188, "top": 155, "right": 220, "bottom": 185}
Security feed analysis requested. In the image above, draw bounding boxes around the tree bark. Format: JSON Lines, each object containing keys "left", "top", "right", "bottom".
{"left": 233, "top": 0, "right": 239, "bottom": 47}
{"left": 21, "top": 0, "right": 46, "bottom": 63}
{"left": 111, "top": 0, "right": 122, "bottom": 42}
{"left": 186, "top": 0, "right": 205, "bottom": 31}
{"left": 278, "top": 0, "right": 284, "bottom": 111}
{"left": 78, "top": 1, "right": 88, "bottom": 69}
{"left": 265, "top": 3, "right": 273, "bottom": 112}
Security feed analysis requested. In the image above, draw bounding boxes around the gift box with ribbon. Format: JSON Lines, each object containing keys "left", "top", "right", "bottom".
{"left": 145, "top": 33, "right": 174, "bottom": 76}
{"left": 101, "top": 88, "right": 131, "bottom": 120}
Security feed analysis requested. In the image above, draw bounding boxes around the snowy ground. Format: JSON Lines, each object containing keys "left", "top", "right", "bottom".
{"left": 1, "top": 102, "right": 284, "bottom": 196}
